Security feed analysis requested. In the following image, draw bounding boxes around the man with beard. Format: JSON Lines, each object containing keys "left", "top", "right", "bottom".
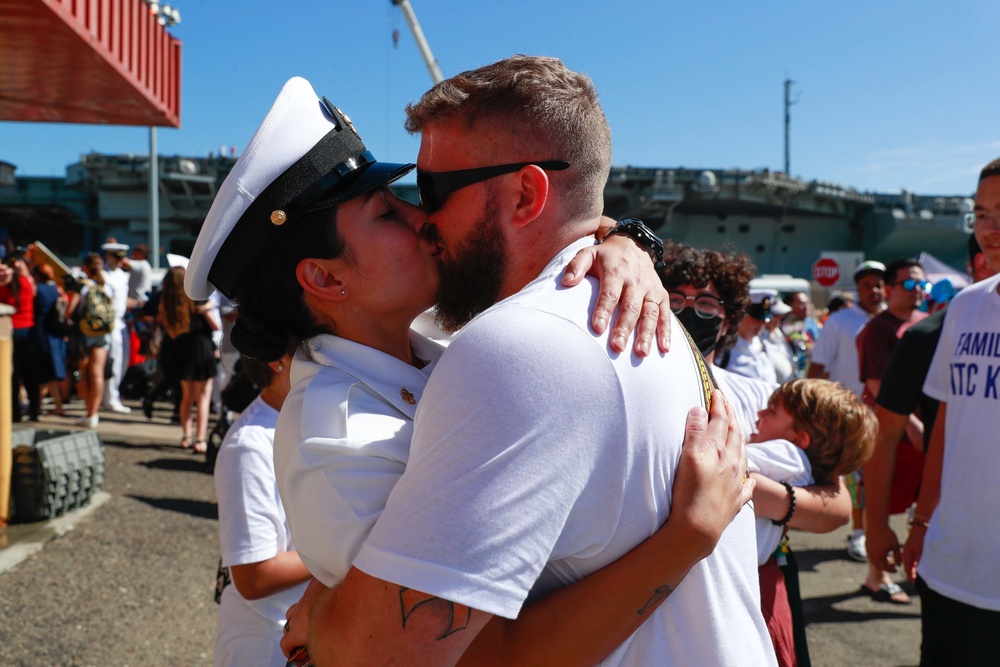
{"left": 288, "top": 55, "right": 775, "bottom": 666}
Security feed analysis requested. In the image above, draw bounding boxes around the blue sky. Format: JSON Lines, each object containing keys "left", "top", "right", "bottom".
{"left": 3, "top": 0, "right": 998, "bottom": 195}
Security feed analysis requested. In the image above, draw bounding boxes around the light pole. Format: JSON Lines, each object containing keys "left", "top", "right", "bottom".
{"left": 144, "top": 1, "right": 181, "bottom": 269}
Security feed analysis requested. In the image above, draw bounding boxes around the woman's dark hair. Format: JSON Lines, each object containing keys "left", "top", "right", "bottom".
{"left": 160, "top": 267, "right": 193, "bottom": 338}
{"left": 239, "top": 356, "right": 276, "bottom": 390}
{"left": 82, "top": 254, "right": 106, "bottom": 287}
{"left": 230, "top": 205, "right": 347, "bottom": 362}
{"left": 658, "top": 241, "right": 756, "bottom": 358}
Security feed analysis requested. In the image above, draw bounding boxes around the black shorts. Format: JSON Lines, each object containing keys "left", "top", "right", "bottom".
{"left": 916, "top": 575, "right": 1000, "bottom": 666}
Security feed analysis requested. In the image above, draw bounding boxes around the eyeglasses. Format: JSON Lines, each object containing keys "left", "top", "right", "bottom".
{"left": 416, "top": 161, "right": 570, "bottom": 212}
{"left": 669, "top": 293, "right": 725, "bottom": 319}
{"left": 964, "top": 211, "right": 1000, "bottom": 230}
{"left": 890, "top": 279, "right": 931, "bottom": 292}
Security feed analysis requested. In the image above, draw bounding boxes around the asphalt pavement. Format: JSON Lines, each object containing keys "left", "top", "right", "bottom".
{"left": 0, "top": 396, "right": 921, "bottom": 667}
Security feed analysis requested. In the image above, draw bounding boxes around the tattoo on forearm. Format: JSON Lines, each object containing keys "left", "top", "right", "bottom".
{"left": 637, "top": 584, "right": 673, "bottom": 616}
{"left": 399, "top": 588, "right": 472, "bottom": 640}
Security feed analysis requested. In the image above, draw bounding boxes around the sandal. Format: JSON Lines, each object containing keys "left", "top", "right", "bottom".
{"left": 180, "top": 437, "right": 192, "bottom": 449}
{"left": 859, "top": 582, "right": 911, "bottom": 605}
{"left": 193, "top": 440, "right": 208, "bottom": 454}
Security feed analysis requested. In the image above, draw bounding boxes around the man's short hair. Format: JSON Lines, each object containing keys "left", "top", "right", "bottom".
{"left": 980, "top": 157, "right": 1000, "bottom": 182}
{"left": 658, "top": 241, "right": 756, "bottom": 357}
{"left": 770, "top": 379, "right": 877, "bottom": 485}
{"left": 404, "top": 54, "right": 612, "bottom": 220}
{"left": 883, "top": 258, "right": 923, "bottom": 284}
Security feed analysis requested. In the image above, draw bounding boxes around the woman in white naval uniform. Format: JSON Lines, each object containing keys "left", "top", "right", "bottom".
{"left": 185, "top": 77, "right": 753, "bottom": 665}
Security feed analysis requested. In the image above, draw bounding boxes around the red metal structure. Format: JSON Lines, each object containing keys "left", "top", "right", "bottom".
{"left": 0, "top": 0, "right": 181, "bottom": 127}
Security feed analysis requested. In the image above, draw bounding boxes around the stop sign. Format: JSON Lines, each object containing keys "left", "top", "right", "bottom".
{"left": 812, "top": 257, "right": 841, "bottom": 286}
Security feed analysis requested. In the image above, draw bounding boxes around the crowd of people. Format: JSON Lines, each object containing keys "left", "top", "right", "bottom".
{"left": 9, "top": 54, "right": 996, "bottom": 667}
{"left": 193, "top": 57, "right": 998, "bottom": 667}
{"left": 0, "top": 239, "right": 221, "bottom": 452}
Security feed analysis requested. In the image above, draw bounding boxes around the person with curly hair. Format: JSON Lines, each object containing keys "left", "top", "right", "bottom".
{"left": 659, "top": 241, "right": 853, "bottom": 666}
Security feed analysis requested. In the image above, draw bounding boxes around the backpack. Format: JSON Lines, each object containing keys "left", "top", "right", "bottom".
{"left": 78, "top": 281, "right": 115, "bottom": 336}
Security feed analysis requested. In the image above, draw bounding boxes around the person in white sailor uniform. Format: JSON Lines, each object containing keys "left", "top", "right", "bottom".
{"left": 185, "top": 76, "right": 755, "bottom": 666}
{"left": 724, "top": 288, "right": 781, "bottom": 386}
{"left": 101, "top": 241, "right": 132, "bottom": 413}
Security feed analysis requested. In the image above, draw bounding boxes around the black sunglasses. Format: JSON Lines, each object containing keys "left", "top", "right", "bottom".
{"left": 417, "top": 161, "right": 570, "bottom": 212}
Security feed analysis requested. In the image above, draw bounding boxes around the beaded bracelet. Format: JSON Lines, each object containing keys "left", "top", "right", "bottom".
{"left": 770, "top": 481, "right": 796, "bottom": 527}
{"left": 908, "top": 515, "right": 930, "bottom": 529}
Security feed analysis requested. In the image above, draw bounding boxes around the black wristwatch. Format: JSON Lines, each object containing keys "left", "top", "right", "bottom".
{"left": 602, "top": 218, "right": 665, "bottom": 272}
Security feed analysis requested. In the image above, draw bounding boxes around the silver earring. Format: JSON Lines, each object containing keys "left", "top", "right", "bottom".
{"left": 276, "top": 365, "right": 284, "bottom": 371}
{"left": 340, "top": 289, "right": 347, "bottom": 295}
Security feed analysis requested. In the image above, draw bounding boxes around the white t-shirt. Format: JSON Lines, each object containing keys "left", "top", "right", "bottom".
{"left": 273, "top": 331, "right": 444, "bottom": 587}
{"left": 747, "top": 440, "right": 813, "bottom": 565}
{"left": 355, "top": 238, "right": 775, "bottom": 666}
{"left": 724, "top": 334, "right": 778, "bottom": 386}
{"left": 214, "top": 396, "right": 308, "bottom": 667}
{"left": 921, "top": 272, "right": 1000, "bottom": 611}
{"left": 761, "top": 328, "right": 797, "bottom": 383}
{"left": 714, "top": 366, "right": 777, "bottom": 437}
{"left": 810, "top": 304, "right": 877, "bottom": 395}
{"left": 127, "top": 258, "right": 153, "bottom": 304}
{"left": 104, "top": 266, "right": 130, "bottom": 331}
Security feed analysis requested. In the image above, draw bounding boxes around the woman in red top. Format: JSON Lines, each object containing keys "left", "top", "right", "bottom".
{"left": 0, "top": 255, "right": 39, "bottom": 421}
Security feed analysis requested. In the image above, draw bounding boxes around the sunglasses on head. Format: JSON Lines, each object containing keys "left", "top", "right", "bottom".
{"left": 893, "top": 279, "right": 931, "bottom": 292}
{"left": 416, "top": 161, "right": 570, "bottom": 212}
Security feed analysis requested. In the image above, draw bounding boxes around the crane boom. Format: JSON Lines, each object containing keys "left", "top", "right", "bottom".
{"left": 390, "top": 0, "right": 444, "bottom": 84}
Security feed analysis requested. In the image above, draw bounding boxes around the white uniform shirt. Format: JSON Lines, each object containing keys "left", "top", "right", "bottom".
{"left": 747, "top": 440, "right": 813, "bottom": 565}
{"left": 104, "top": 266, "right": 130, "bottom": 331}
{"left": 725, "top": 334, "right": 779, "bottom": 386}
{"left": 355, "top": 239, "right": 776, "bottom": 666}
{"left": 921, "top": 273, "right": 1000, "bottom": 611}
{"left": 273, "top": 331, "right": 444, "bottom": 587}
{"left": 214, "top": 396, "right": 308, "bottom": 667}
{"left": 127, "top": 258, "right": 153, "bottom": 304}
{"left": 761, "top": 327, "right": 797, "bottom": 383}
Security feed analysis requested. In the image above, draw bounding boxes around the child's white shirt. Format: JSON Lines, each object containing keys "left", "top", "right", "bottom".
{"left": 748, "top": 439, "right": 813, "bottom": 565}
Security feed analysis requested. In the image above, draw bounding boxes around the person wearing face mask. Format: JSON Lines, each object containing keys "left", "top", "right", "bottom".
{"left": 660, "top": 242, "right": 772, "bottom": 434}
{"left": 660, "top": 241, "right": 853, "bottom": 667}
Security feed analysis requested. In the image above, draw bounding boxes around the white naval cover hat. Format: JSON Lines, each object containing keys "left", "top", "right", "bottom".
{"left": 185, "top": 76, "right": 415, "bottom": 300}
{"left": 165, "top": 253, "right": 189, "bottom": 269}
{"left": 747, "top": 288, "right": 777, "bottom": 321}
{"left": 101, "top": 242, "right": 129, "bottom": 256}
{"left": 769, "top": 295, "right": 792, "bottom": 317}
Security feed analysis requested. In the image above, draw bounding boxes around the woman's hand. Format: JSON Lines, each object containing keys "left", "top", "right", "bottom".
{"left": 668, "top": 390, "right": 752, "bottom": 559}
{"left": 280, "top": 578, "right": 333, "bottom": 659}
{"left": 563, "top": 219, "right": 670, "bottom": 357}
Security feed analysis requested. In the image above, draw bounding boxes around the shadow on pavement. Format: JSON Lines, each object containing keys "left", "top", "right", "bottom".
{"left": 803, "top": 585, "right": 920, "bottom": 625}
{"left": 102, "top": 440, "right": 181, "bottom": 453}
{"left": 795, "top": 547, "right": 866, "bottom": 572}
{"left": 140, "top": 457, "right": 211, "bottom": 474}
{"left": 125, "top": 494, "right": 218, "bottom": 520}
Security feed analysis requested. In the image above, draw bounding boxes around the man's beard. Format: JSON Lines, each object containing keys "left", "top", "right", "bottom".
{"left": 434, "top": 192, "right": 507, "bottom": 333}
